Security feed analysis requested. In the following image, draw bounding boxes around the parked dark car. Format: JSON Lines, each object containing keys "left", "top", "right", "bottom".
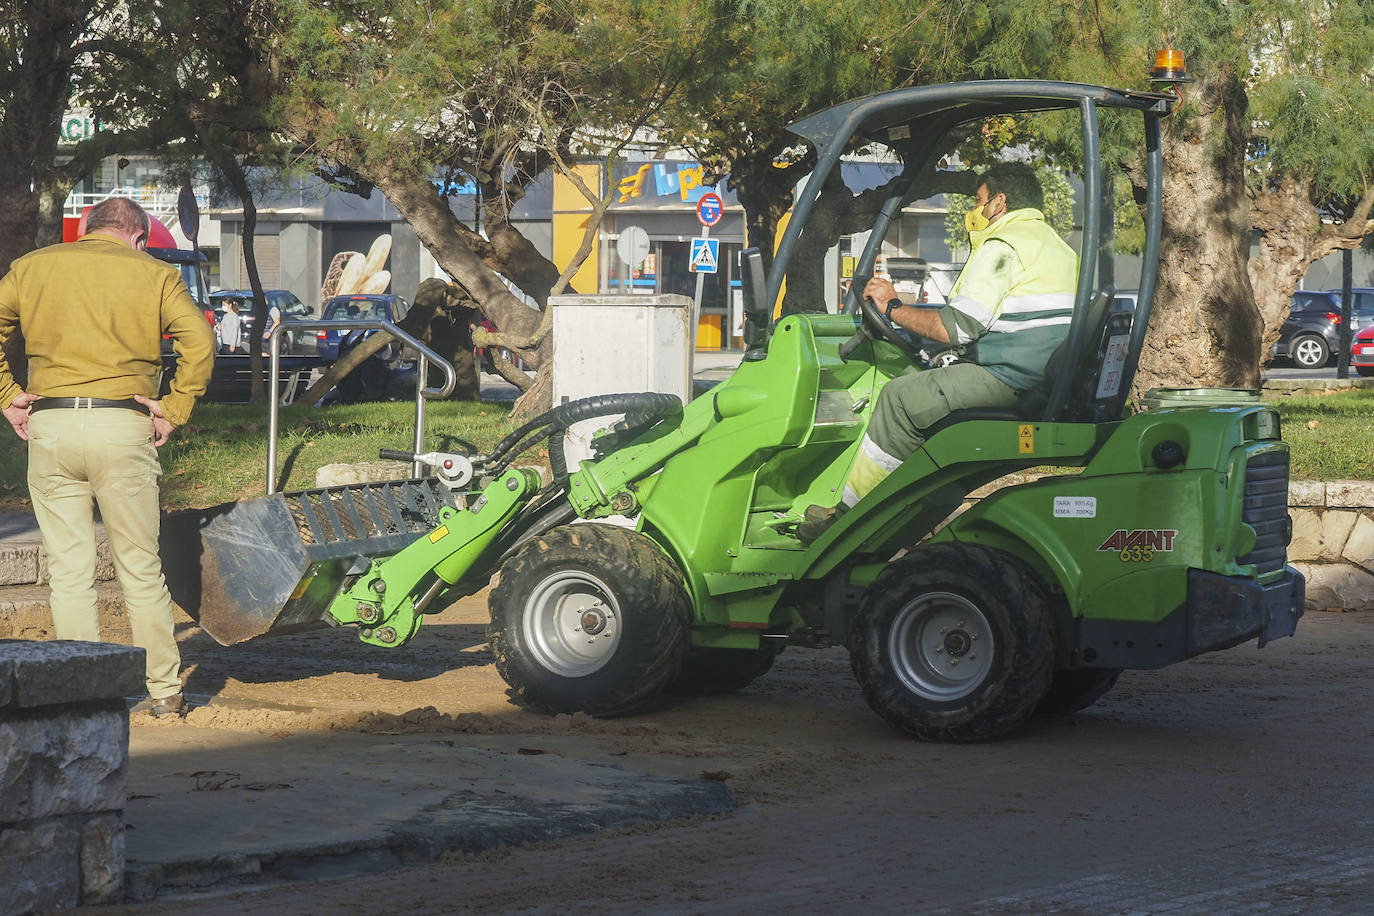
{"left": 208, "top": 289, "right": 316, "bottom": 354}
{"left": 1351, "top": 324, "right": 1374, "bottom": 377}
{"left": 318, "top": 294, "right": 411, "bottom": 363}
{"left": 1272, "top": 290, "right": 1374, "bottom": 369}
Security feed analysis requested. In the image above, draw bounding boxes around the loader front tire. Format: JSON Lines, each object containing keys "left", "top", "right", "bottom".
{"left": 850, "top": 544, "right": 1054, "bottom": 742}
{"left": 488, "top": 524, "right": 690, "bottom": 717}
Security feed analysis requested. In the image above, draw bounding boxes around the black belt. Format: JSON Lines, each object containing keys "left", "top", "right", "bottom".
{"left": 30, "top": 397, "right": 150, "bottom": 416}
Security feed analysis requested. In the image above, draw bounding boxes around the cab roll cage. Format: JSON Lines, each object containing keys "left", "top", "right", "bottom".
{"left": 741, "top": 80, "right": 1172, "bottom": 423}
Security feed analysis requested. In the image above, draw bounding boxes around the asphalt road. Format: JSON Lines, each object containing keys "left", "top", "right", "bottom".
{"left": 103, "top": 604, "right": 1374, "bottom": 915}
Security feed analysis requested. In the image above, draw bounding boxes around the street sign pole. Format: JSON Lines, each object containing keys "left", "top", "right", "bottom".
{"left": 691, "top": 191, "right": 725, "bottom": 356}
{"left": 692, "top": 226, "right": 708, "bottom": 353}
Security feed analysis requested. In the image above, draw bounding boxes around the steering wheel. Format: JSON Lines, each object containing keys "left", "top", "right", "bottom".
{"left": 851, "top": 274, "right": 922, "bottom": 363}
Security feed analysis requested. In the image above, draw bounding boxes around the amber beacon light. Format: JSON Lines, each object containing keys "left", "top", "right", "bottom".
{"left": 1150, "top": 49, "right": 1191, "bottom": 84}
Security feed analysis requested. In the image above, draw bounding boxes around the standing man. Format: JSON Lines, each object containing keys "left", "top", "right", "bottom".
{"left": 800, "top": 163, "right": 1077, "bottom": 542}
{"left": 0, "top": 197, "right": 216, "bottom": 716}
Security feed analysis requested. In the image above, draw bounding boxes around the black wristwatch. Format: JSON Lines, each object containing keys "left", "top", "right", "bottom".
{"left": 884, "top": 298, "right": 903, "bottom": 320}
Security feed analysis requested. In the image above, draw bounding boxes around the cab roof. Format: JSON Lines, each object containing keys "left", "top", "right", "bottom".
{"left": 787, "top": 80, "right": 1174, "bottom": 150}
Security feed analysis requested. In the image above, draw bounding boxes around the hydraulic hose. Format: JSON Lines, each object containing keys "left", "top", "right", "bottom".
{"left": 483, "top": 392, "right": 683, "bottom": 484}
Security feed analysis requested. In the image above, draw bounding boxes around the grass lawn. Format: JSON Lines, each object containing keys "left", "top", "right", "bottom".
{"left": 0, "top": 387, "right": 1368, "bottom": 514}
{"left": 1270, "top": 387, "right": 1374, "bottom": 481}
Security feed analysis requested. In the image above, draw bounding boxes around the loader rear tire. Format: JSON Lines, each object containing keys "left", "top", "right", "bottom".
{"left": 668, "top": 644, "right": 783, "bottom": 696}
{"left": 488, "top": 523, "right": 690, "bottom": 717}
{"left": 849, "top": 543, "right": 1054, "bottom": 742}
{"left": 1035, "top": 667, "right": 1122, "bottom": 717}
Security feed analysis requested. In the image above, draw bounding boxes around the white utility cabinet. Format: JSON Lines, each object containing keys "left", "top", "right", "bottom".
{"left": 550, "top": 294, "right": 692, "bottom": 470}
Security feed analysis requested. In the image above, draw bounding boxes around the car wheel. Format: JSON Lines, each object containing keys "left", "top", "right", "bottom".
{"left": 1356, "top": 365, "right": 1374, "bottom": 378}
{"left": 1290, "top": 334, "right": 1330, "bottom": 369}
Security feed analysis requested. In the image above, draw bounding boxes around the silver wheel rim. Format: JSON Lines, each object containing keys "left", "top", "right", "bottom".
{"left": 888, "top": 592, "right": 995, "bottom": 701}
{"left": 1294, "top": 338, "right": 1325, "bottom": 367}
{"left": 524, "top": 570, "right": 622, "bottom": 677}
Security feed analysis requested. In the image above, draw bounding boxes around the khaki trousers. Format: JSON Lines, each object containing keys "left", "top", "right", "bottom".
{"left": 843, "top": 363, "right": 1019, "bottom": 505}
{"left": 27, "top": 408, "right": 181, "bottom": 699}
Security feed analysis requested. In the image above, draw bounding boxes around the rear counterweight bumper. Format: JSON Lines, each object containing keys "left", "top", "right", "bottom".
{"left": 1071, "top": 566, "right": 1305, "bottom": 669}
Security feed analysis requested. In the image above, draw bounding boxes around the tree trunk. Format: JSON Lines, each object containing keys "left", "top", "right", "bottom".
{"left": 1134, "top": 73, "right": 1262, "bottom": 392}
{"left": 199, "top": 131, "right": 271, "bottom": 404}
{"left": 369, "top": 169, "right": 544, "bottom": 342}
{"left": 1249, "top": 176, "right": 1374, "bottom": 360}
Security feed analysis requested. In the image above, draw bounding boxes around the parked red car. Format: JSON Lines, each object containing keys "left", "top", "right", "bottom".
{"left": 1351, "top": 324, "right": 1374, "bottom": 377}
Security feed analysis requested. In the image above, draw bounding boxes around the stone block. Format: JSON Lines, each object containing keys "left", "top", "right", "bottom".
{"left": 0, "top": 818, "right": 81, "bottom": 915}
{"left": 315, "top": 460, "right": 414, "bottom": 488}
{"left": 1293, "top": 562, "right": 1374, "bottom": 612}
{"left": 1287, "top": 479, "right": 1326, "bottom": 508}
{"left": 0, "top": 543, "right": 40, "bottom": 587}
{"left": 1287, "top": 508, "right": 1323, "bottom": 562}
{"left": 1343, "top": 514, "right": 1374, "bottom": 574}
{"left": 0, "top": 582, "right": 133, "bottom": 645}
{"left": 80, "top": 811, "right": 124, "bottom": 904}
{"left": 1325, "top": 481, "right": 1374, "bottom": 509}
{"left": 1288, "top": 509, "right": 1357, "bottom": 563}
{"left": 1318, "top": 510, "right": 1358, "bottom": 560}
{"left": 0, "top": 708, "right": 129, "bottom": 820}
{"left": 0, "top": 640, "right": 144, "bottom": 709}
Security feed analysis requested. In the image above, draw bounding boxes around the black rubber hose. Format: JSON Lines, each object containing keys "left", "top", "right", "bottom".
{"left": 482, "top": 392, "right": 683, "bottom": 482}
{"left": 548, "top": 392, "right": 682, "bottom": 484}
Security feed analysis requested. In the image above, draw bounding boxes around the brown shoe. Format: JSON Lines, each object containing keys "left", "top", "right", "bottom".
{"left": 133, "top": 692, "right": 187, "bottom": 718}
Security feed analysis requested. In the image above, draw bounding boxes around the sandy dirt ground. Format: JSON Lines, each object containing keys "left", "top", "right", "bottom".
{"left": 107, "top": 601, "right": 1374, "bottom": 914}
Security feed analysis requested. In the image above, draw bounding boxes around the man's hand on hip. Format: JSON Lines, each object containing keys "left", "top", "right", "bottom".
{"left": 3, "top": 392, "right": 37, "bottom": 441}
{"left": 133, "top": 395, "right": 176, "bottom": 446}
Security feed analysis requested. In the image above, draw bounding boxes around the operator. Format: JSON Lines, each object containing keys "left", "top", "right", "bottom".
{"left": 800, "top": 162, "right": 1077, "bottom": 542}
{"left": 0, "top": 197, "right": 216, "bottom": 717}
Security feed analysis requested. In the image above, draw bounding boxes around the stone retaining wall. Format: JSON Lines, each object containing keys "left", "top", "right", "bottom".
{"left": 0, "top": 641, "right": 144, "bottom": 913}
{"left": 1287, "top": 480, "right": 1374, "bottom": 611}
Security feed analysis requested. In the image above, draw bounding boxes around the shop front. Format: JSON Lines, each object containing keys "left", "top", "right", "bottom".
{"left": 601, "top": 161, "right": 746, "bottom": 351}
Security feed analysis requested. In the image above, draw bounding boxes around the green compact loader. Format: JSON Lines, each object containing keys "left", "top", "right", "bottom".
{"left": 164, "top": 80, "right": 1304, "bottom": 741}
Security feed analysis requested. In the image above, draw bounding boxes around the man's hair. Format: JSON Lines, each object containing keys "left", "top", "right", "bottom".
{"left": 979, "top": 162, "right": 1044, "bottom": 213}
{"left": 85, "top": 197, "right": 151, "bottom": 237}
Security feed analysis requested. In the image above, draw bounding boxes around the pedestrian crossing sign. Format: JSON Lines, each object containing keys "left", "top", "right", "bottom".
{"left": 689, "top": 238, "right": 719, "bottom": 273}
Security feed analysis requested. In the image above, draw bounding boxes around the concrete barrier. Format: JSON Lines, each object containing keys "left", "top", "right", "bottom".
{"left": 0, "top": 641, "right": 144, "bottom": 913}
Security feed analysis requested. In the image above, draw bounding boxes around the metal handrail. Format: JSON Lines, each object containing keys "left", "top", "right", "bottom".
{"left": 265, "top": 319, "right": 457, "bottom": 494}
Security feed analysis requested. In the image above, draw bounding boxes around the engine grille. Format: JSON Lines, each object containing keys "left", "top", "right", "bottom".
{"left": 1237, "top": 450, "right": 1290, "bottom": 575}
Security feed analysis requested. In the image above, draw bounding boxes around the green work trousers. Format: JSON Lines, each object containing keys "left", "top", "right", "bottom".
{"left": 843, "top": 362, "right": 1019, "bottom": 505}
{"left": 27, "top": 407, "right": 181, "bottom": 699}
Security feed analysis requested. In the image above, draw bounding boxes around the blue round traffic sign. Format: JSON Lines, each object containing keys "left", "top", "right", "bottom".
{"left": 696, "top": 191, "right": 724, "bottom": 227}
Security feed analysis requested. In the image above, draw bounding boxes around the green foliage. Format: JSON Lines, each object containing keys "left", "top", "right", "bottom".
{"left": 273, "top": 0, "right": 713, "bottom": 203}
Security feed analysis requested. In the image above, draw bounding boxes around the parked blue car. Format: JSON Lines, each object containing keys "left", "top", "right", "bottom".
{"left": 317, "top": 294, "right": 411, "bottom": 363}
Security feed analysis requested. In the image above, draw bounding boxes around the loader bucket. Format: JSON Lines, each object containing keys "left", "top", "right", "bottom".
{"left": 160, "top": 479, "right": 460, "bottom": 645}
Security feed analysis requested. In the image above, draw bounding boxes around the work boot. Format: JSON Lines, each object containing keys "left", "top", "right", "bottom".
{"left": 132, "top": 692, "right": 187, "bottom": 718}
{"left": 796, "top": 504, "right": 843, "bottom": 545}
